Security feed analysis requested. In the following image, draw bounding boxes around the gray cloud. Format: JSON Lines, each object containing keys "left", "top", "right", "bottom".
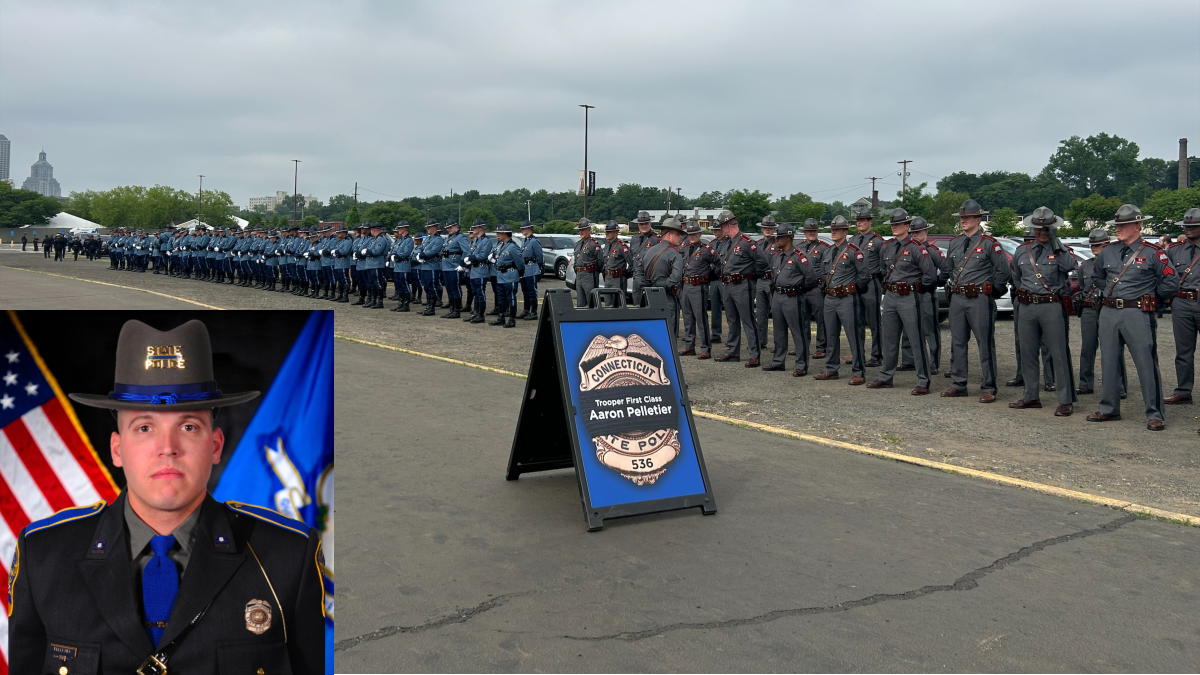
{"left": 2, "top": 0, "right": 1197, "bottom": 206}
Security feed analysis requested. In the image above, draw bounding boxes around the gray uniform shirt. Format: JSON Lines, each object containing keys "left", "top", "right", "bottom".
{"left": 644, "top": 240, "right": 684, "bottom": 293}
{"left": 573, "top": 237, "right": 603, "bottom": 267}
{"left": 126, "top": 497, "right": 200, "bottom": 602}
{"left": 1090, "top": 241, "right": 1180, "bottom": 300}
{"left": 945, "top": 232, "right": 1011, "bottom": 287}
{"left": 603, "top": 237, "right": 632, "bottom": 273}
{"left": 820, "top": 241, "right": 870, "bottom": 289}
{"left": 851, "top": 230, "right": 885, "bottom": 278}
{"left": 879, "top": 236, "right": 938, "bottom": 287}
{"left": 769, "top": 245, "right": 817, "bottom": 291}
{"left": 1167, "top": 240, "right": 1200, "bottom": 291}
{"left": 1011, "top": 241, "right": 1077, "bottom": 295}
{"left": 715, "top": 233, "right": 768, "bottom": 277}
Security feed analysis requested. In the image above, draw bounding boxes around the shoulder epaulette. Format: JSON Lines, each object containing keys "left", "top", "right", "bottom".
{"left": 1143, "top": 241, "right": 1163, "bottom": 251}
{"left": 24, "top": 501, "right": 107, "bottom": 537}
{"left": 225, "top": 501, "right": 310, "bottom": 538}
{"left": 845, "top": 242, "right": 861, "bottom": 251}
{"left": 1167, "top": 241, "right": 1183, "bottom": 249}
{"left": 979, "top": 234, "right": 997, "bottom": 242}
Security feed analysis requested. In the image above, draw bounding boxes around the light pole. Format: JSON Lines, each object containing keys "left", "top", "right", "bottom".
{"left": 527, "top": 200, "right": 531, "bottom": 222}
{"left": 579, "top": 104, "right": 594, "bottom": 219}
{"left": 197, "top": 175, "right": 204, "bottom": 229}
{"left": 897, "top": 160, "right": 912, "bottom": 206}
{"left": 292, "top": 159, "right": 301, "bottom": 226}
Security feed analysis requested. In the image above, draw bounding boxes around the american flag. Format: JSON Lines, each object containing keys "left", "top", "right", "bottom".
{"left": 1, "top": 311, "right": 120, "bottom": 673}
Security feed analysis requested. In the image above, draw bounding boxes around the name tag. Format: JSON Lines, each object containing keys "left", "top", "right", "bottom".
{"left": 1135, "top": 257, "right": 1146, "bottom": 263}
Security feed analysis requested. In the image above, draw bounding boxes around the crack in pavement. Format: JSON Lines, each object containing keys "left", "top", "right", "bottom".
{"left": 565, "top": 514, "right": 1138, "bottom": 641}
{"left": 335, "top": 591, "right": 534, "bottom": 652}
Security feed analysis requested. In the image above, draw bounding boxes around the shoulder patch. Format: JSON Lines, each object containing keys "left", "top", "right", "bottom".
{"left": 993, "top": 243, "right": 1003, "bottom": 254}
{"left": 225, "top": 501, "right": 310, "bottom": 538}
{"left": 855, "top": 251, "right": 865, "bottom": 262}
{"left": 24, "top": 500, "right": 107, "bottom": 537}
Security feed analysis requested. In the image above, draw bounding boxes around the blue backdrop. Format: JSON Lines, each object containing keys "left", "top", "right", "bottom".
{"left": 559, "top": 319, "right": 707, "bottom": 508}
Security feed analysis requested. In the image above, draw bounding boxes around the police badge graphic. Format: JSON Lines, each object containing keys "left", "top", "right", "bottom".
{"left": 577, "top": 334, "right": 681, "bottom": 485}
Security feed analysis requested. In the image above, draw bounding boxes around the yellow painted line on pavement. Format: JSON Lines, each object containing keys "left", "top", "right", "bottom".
{"left": 340, "top": 334, "right": 1198, "bottom": 527}
{"left": 1, "top": 265, "right": 225, "bottom": 310}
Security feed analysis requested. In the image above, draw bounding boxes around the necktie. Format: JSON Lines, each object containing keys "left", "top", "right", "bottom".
{"left": 143, "top": 534, "right": 179, "bottom": 647}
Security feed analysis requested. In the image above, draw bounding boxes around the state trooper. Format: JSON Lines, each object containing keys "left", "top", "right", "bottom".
{"left": 262, "top": 229, "right": 283, "bottom": 290}
{"left": 601, "top": 220, "right": 633, "bottom": 296}
{"left": 644, "top": 217, "right": 687, "bottom": 340}
{"left": 851, "top": 205, "right": 885, "bottom": 367}
{"left": 490, "top": 222, "right": 526, "bottom": 327}
{"left": 234, "top": 227, "right": 252, "bottom": 286}
{"left": 814, "top": 215, "right": 870, "bottom": 383}
{"left": 1008, "top": 207, "right": 1078, "bottom": 415}
{"left": 224, "top": 227, "right": 240, "bottom": 285}
{"left": 283, "top": 226, "right": 303, "bottom": 293}
{"left": 1087, "top": 204, "right": 1179, "bottom": 430}
{"left": 155, "top": 225, "right": 174, "bottom": 275}
{"left": 679, "top": 218, "right": 719, "bottom": 359}
{"left": 867, "top": 208, "right": 938, "bottom": 394}
{"left": 350, "top": 224, "right": 367, "bottom": 300}
{"left": 193, "top": 225, "right": 211, "bottom": 281}
{"left": 1009, "top": 225, "right": 1056, "bottom": 390}
{"left": 415, "top": 221, "right": 444, "bottom": 315}
{"left": 302, "top": 229, "right": 324, "bottom": 297}
{"left": 901, "top": 217, "right": 949, "bottom": 374}
{"left": 178, "top": 226, "right": 194, "bottom": 278}
{"left": 388, "top": 221, "right": 414, "bottom": 311}
{"left": 363, "top": 221, "right": 390, "bottom": 308}
{"left": 753, "top": 215, "right": 780, "bottom": 350}
{"left": 572, "top": 218, "right": 604, "bottom": 307}
{"left": 317, "top": 227, "right": 336, "bottom": 299}
{"left": 800, "top": 218, "right": 831, "bottom": 359}
{"left": 441, "top": 220, "right": 471, "bottom": 318}
{"left": 756, "top": 222, "right": 817, "bottom": 375}
{"left": 940, "top": 199, "right": 1011, "bottom": 402}
{"left": 1165, "top": 207, "right": 1200, "bottom": 406}
{"left": 410, "top": 229, "right": 426, "bottom": 305}
{"left": 629, "top": 210, "right": 662, "bottom": 306}
{"left": 1075, "top": 228, "right": 1127, "bottom": 397}
{"left": 518, "top": 221, "right": 544, "bottom": 319}
{"left": 209, "top": 227, "right": 227, "bottom": 283}
{"left": 249, "top": 227, "right": 268, "bottom": 288}
{"left": 8, "top": 319, "right": 325, "bottom": 672}
{"left": 462, "top": 220, "right": 494, "bottom": 323}
{"left": 714, "top": 209, "right": 769, "bottom": 367}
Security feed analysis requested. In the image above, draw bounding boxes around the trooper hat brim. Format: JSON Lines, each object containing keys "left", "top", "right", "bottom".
{"left": 68, "top": 391, "right": 260, "bottom": 412}
{"left": 1023, "top": 215, "right": 1064, "bottom": 229}
{"left": 1107, "top": 216, "right": 1151, "bottom": 226}
{"left": 953, "top": 210, "right": 990, "bottom": 218}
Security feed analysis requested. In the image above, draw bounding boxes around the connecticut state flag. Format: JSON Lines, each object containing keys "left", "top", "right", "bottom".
{"left": 213, "top": 310, "right": 334, "bottom": 674}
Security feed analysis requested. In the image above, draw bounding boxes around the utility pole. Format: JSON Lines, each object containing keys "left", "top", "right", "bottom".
{"left": 353, "top": 181, "right": 358, "bottom": 207}
{"left": 897, "top": 160, "right": 912, "bottom": 206}
{"left": 667, "top": 185, "right": 672, "bottom": 214}
{"left": 527, "top": 200, "right": 531, "bottom": 222}
{"left": 580, "top": 104, "right": 594, "bottom": 219}
{"left": 866, "top": 176, "right": 881, "bottom": 209}
{"left": 292, "top": 159, "right": 301, "bottom": 226}
{"left": 197, "top": 175, "right": 204, "bottom": 228}
{"left": 676, "top": 187, "right": 682, "bottom": 216}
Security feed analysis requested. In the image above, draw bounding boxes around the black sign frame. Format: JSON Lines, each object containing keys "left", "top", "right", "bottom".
{"left": 506, "top": 287, "right": 717, "bottom": 531}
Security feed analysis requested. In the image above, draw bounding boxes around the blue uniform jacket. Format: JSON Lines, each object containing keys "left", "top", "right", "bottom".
{"left": 442, "top": 232, "right": 470, "bottom": 272}
{"left": 493, "top": 238, "right": 526, "bottom": 283}
{"left": 521, "top": 235, "right": 543, "bottom": 278}
{"left": 390, "top": 235, "right": 414, "bottom": 273}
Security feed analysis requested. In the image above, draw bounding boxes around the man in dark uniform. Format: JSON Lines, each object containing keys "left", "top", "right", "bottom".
{"left": 800, "top": 219, "right": 831, "bottom": 359}
{"left": 440, "top": 220, "right": 470, "bottom": 318}
{"left": 572, "top": 218, "right": 603, "bottom": 307}
{"left": 21, "top": 233, "right": 28, "bottom": 251}
{"left": 518, "top": 221, "right": 544, "bottom": 320}
{"left": 1164, "top": 208, "right": 1200, "bottom": 406}
{"left": 761, "top": 222, "right": 818, "bottom": 375}
{"left": 628, "top": 211, "right": 659, "bottom": 306}
{"left": 940, "top": 199, "right": 1011, "bottom": 403}
{"left": 867, "top": 208, "right": 938, "bottom": 395}
{"left": 851, "top": 205, "right": 885, "bottom": 367}
{"left": 1008, "top": 207, "right": 1078, "bottom": 415}
{"left": 679, "top": 219, "right": 718, "bottom": 359}
{"left": 901, "top": 217, "right": 948, "bottom": 374}
{"left": 601, "top": 220, "right": 633, "bottom": 298}
{"left": 753, "top": 216, "right": 779, "bottom": 351}
{"left": 714, "top": 210, "right": 769, "bottom": 367}
{"left": 644, "top": 217, "right": 686, "bottom": 341}
{"left": 9, "top": 319, "right": 325, "bottom": 672}
{"left": 1075, "top": 228, "right": 1127, "bottom": 398}
{"left": 814, "top": 215, "right": 870, "bottom": 384}
{"left": 1008, "top": 225, "right": 1056, "bottom": 390}
{"left": 1086, "top": 204, "right": 1180, "bottom": 430}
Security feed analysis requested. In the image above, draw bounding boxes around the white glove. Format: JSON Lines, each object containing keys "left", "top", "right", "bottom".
{"left": 455, "top": 265, "right": 467, "bottom": 273}
{"left": 360, "top": 248, "right": 368, "bottom": 256}
{"left": 462, "top": 258, "right": 472, "bottom": 267}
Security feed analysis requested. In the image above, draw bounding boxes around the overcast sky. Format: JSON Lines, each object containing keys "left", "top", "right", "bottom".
{"left": 2, "top": 0, "right": 1197, "bottom": 207}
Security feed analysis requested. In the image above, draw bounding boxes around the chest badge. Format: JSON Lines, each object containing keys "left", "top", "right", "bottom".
{"left": 246, "top": 599, "right": 272, "bottom": 634}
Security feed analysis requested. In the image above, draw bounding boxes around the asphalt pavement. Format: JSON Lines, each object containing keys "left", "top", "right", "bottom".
{"left": 335, "top": 338, "right": 1200, "bottom": 673}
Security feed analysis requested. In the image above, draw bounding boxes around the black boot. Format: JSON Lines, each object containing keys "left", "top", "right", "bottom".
{"left": 523, "top": 299, "right": 538, "bottom": 320}
{"left": 369, "top": 290, "right": 383, "bottom": 309}
{"left": 504, "top": 304, "right": 517, "bottom": 328}
{"left": 442, "top": 298, "right": 460, "bottom": 319}
{"left": 352, "top": 286, "right": 366, "bottom": 305}
{"left": 391, "top": 292, "right": 405, "bottom": 311}
{"left": 489, "top": 303, "right": 507, "bottom": 325}
{"left": 486, "top": 302, "right": 499, "bottom": 316}
{"left": 420, "top": 295, "right": 437, "bottom": 315}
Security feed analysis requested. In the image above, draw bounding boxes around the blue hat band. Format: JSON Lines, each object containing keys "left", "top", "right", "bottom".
{"left": 108, "top": 381, "right": 223, "bottom": 405}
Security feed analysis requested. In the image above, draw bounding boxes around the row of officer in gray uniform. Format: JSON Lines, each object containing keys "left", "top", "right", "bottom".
{"left": 580, "top": 201, "right": 1199, "bottom": 434}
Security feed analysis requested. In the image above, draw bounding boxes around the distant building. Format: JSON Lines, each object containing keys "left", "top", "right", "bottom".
{"left": 0, "top": 134, "right": 10, "bottom": 182}
{"left": 849, "top": 197, "right": 894, "bottom": 212}
{"left": 21, "top": 150, "right": 61, "bottom": 197}
{"left": 250, "top": 191, "right": 318, "bottom": 211}
{"left": 640, "top": 208, "right": 727, "bottom": 231}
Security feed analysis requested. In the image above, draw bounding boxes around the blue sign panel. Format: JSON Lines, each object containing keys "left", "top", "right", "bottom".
{"left": 559, "top": 319, "right": 707, "bottom": 508}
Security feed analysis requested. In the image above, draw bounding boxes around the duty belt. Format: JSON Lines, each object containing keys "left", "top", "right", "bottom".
{"left": 575, "top": 263, "right": 597, "bottom": 272}
{"left": 1103, "top": 297, "right": 1153, "bottom": 310}
{"left": 721, "top": 272, "right": 755, "bottom": 284}
{"left": 825, "top": 284, "right": 857, "bottom": 297}
{"left": 604, "top": 269, "right": 628, "bottom": 278}
{"left": 884, "top": 281, "right": 921, "bottom": 295}
{"left": 950, "top": 282, "right": 992, "bottom": 298}
{"left": 773, "top": 285, "right": 798, "bottom": 296}
{"left": 1175, "top": 290, "right": 1199, "bottom": 300}
{"left": 1015, "top": 289, "right": 1058, "bottom": 305}
{"left": 1081, "top": 298, "right": 1101, "bottom": 309}
{"left": 684, "top": 275, "right": 707, "bottom": 286}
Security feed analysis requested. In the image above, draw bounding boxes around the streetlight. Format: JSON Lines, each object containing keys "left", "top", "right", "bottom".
{"left": 292, "top": 159, "right": 301, "bottom": 226}
{"left": 579, "top": 104, "right": 594, "bottom": 219}
{"left": 197, "top": 175, "right": 204, "bottom": 230}
{"left": 527, "top": 199, "right": 531, "bottom": 222}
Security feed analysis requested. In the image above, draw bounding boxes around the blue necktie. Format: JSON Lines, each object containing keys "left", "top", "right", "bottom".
{"left": 143, "top": 534, "right": 179, "bottom": 647}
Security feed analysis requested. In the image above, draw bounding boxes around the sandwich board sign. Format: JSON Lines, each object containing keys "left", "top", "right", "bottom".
{"left": 507, "top": 287, "right": 717, "bottom": 531}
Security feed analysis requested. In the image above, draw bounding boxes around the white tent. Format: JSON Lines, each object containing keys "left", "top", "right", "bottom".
{"left": 18, "top": 212, "right": 103, "bottom": 235}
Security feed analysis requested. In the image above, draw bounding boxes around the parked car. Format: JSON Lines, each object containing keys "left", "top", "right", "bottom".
{"left": 534, "top": 234, "right": 579, "bottom": 279}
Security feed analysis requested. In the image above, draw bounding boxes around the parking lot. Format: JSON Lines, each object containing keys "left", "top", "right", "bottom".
{"left": 2, "top": 249, "right": 1197, "bottom": 519}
